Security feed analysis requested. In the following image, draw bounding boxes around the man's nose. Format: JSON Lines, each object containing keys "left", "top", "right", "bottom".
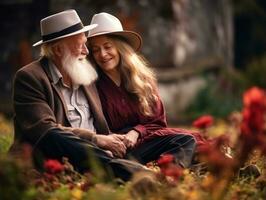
{"left": 81, "top": 44, "right": 89, "bottom": 55}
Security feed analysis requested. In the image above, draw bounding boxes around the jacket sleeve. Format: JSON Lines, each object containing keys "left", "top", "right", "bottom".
{"left": 133, "top": 96, "right": 168, "bottom": 139}
{"left": 58, "top": 125, "right": 97, "bottom": 142}
{"left": 13, "top": 68, "right": 61, "bottom": 146}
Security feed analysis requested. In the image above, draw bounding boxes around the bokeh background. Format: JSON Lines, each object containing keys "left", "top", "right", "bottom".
{"left": 0, "top": 0, "right": 266, "bottom": 124}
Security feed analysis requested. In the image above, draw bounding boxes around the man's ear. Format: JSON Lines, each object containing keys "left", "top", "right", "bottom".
{"left": 52, "top": 44, "right": 63, "bottom": 57}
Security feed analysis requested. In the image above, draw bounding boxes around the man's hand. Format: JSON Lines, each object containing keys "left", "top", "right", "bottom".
{"left": 57, "top": 124, "right": 96, "bottom": 141}
{"left": 123, "top": 130, "right": 139, "bottom": 149}
{"left": 57, "top": 124, "right": 128, "bottom": 158}
{"left": 95, "top": 134, "right": 127, "bottom": 158}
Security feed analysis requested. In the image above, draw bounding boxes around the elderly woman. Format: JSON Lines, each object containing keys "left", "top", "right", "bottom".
{"left": 87, "top": 12, "right": 204, "bottom": 168}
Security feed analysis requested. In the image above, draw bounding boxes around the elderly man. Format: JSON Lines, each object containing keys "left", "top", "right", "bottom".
{"left": 10, "top": 9, "right": 144, "bottom": 181}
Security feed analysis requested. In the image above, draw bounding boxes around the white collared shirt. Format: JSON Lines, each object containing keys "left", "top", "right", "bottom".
{"left": 49, "top": 61, "right": 96, "bottom": 132}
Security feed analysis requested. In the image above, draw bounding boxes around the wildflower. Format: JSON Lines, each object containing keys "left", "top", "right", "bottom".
{"left": 44, "top": 159, "right": 64, "bottom": 174}
{"left": 243, "top": 87, "right": 266, "bottom": 108}
{"left": 193, "top": 115, "right": 214, "bottom": 129}
{"left": 160, "top": 163, "right": 183, "bottom": 181}
{"left": 197, "top": 135, "right": 235, "bottom": 177}
{"left": 240, "top": 87, "right": 266, "bottom": 151}
{"left": 235, "top": 87, "right": 266, "bottom": 173}
{"left": 157, "top": 154, "right": 183, "bottom": 181}
{"left": 241, "top": 87, "right": 266, "bottom": 133}
{"left": 157, "top": 154, "right": 174, "bottom": 167}
{"left": 44, "top": 172, "right": 56, "bottom": 181}
{"left": 71, "top": 188, "right": 83, "bottom": 200}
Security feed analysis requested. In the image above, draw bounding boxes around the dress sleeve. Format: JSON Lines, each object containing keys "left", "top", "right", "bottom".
{"left": 133, "top": 96, "right": 167, "bottom": 139}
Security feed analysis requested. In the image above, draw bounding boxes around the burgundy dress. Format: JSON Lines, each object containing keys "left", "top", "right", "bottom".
{"left": 96, "top": 71, "right": 206, "bottom": 148}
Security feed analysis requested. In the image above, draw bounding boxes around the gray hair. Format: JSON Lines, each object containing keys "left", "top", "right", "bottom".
{"left": 40, "top": 40, "right": 63, "bottom": 58}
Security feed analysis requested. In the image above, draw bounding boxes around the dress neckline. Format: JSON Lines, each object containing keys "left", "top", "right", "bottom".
{"left": 101, "top": 70, "right": 123, "bottom": 89}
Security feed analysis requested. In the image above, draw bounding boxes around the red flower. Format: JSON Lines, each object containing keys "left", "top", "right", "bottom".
{"left": 237, "top": 87, "right": 266, "bottom": 168}
{"left": 157, "top": 154, "right": 174, "bottom": 167}
{"left": 241, "top": 107, "right": 264, "bottom": 136}
{"left": 241, "top": 87, "right": 266, "bottom": 133}
{"left": 44, "top": 159, "right": 64, "bottom": 174}
{"left": 160, "top": 163, "right": 183, "bottom": 181}
{"left": 243, "top": 87, "right": 266, "bottom": 108}
{"left": 193, "top": 115, "right": 214, "bottom": 129}
{"left": 197, "top": 135, "right": 235, "bottom": 176}
{"left": 157, "top": 154, "right": 183, "bottom": 181}
{"left": 240, "top": 87, "right": 266, "bottom": 145}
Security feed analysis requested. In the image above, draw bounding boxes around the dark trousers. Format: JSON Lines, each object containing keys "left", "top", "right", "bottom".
{"left": 33, "top": 129, "right": 196, "bottom": 181}
{"left": 127, "top": 134, "right": 196, "bottom": 168}
{"left": 33, "top": 129, "right": 144, "bottom": 181}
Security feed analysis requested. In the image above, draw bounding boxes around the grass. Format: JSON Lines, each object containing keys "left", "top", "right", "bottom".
{"left": 0, "top": 114, "right": 13, "bottom": 154}
{"left": 0, "top": 113, "right": 266, "bottom": 200}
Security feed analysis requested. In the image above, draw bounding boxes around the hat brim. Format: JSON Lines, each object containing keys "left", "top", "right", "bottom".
{"left": 33, "top": 24, "right": 97, "bottom": 47}
{"left": 88, "top": 30, "right": 142, "bottom": 51}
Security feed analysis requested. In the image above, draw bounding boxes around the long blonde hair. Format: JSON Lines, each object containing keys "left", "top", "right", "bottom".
{"left": 90, "top": 35, "right": 158, "bottom": 116}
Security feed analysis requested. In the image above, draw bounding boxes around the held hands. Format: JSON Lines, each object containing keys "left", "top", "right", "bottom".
{"left": 94, "top": 134, "right": 127, "bottom": 158}
{"left": 57, "top": 124, "right": 139, "bottom": 158}
{"left": 123, "top": 130, "right": 140, "bottom": 149}
{"left": 94, "top": 130, "right": 139, "bottom": 158}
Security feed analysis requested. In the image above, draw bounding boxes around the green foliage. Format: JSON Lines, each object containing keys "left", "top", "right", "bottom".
{"left": 206, "top": 54, "right": 266, "bottom": 119}
{"left": 2, "top": 112, "right": 266, "bottom": 199}
{"left": 44, "top": 186, "right": 73, "bottom": 200}
{"left": 0, "top": 116, "right": 266, "bottom": 199}
{"left": 0, "top": 134, "right": 13, "bottom": 154}
{"left": 0, "top": 156, "right": 33, "bottom": 200}
{"left": 244, "top": 54, "right": 266, "bottom": 88}
{"left": 227, "top": 177, "right": 266, "bottom": 200}
{"left": 0, "top": 114, "right": 13, "bottom": 154}
{"left": 186, "top": 69, "right": 245, "bottom": 119}
{"left": 84, "top": 184, "right": 128, "bottom": 200}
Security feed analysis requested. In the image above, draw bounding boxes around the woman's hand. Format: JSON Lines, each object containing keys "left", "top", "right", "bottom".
{"left": 95, "top": 134, "right": 127, "bottom": 158}
{"left": 123, "top": 130, "right": 139, "bottom": 149}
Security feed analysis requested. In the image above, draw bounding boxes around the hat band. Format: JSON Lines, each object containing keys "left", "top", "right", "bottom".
{"left": 42, "top": 22, "right": 84, "bottom": 42}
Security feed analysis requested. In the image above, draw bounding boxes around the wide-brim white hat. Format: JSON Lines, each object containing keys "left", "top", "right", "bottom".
{"left": 88, "top": 12, "right": 142, "bottom": 51}
{"left": 33, "top": 9, "right": 97, "bottom": 47}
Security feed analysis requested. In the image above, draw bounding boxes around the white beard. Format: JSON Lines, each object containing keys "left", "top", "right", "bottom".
{"left": 61, "top": 50, "right": 98, "bottom": 86}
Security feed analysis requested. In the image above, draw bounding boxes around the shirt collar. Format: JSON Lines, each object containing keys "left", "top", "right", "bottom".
{"left": 48, "top": 60, "right": 80, "bottom": 89}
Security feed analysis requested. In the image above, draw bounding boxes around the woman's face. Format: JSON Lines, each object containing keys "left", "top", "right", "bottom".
{"left": 89, "top": 35, "right": 120, "bottom": 73}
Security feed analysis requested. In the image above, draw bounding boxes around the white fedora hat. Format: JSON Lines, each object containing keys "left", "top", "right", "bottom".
{"left": 33, "top": 9, "right": 97, "bottom": 47}
{"left": 88, "top": 12, "right": 142, "bottom": 51}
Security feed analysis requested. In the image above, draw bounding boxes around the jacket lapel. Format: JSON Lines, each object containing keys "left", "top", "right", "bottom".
{"left": 39, "top": 57, "right": 109, "bottom": 133}
{"left": 39, "top": 57, "right": 71, "bottom": 126}
{"left": 82, "top": 84, "right": 110, "bottom": 134}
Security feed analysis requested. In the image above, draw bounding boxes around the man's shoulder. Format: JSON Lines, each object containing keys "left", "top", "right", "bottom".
{"left": 17, "top": 58, "right": 43, "bottom": 74}
{"left": 15, "top": 57, "right": 51, "bottom": 79}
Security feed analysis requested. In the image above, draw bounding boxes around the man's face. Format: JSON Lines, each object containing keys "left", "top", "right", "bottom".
{"left": 59, "top": 33, "right": 98, "bottom": 86}
{"left": 63, "top": 33, "right": 89, "bottom": 59}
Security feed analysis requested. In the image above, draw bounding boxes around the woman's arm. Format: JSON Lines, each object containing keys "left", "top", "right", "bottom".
{"left": 133, "top": 97, "right": 167, "bottom": 139}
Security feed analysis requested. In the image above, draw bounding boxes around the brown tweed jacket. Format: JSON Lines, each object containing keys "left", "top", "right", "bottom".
{"left": 11, "top": 56, "right": 110, "bottom": 150}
